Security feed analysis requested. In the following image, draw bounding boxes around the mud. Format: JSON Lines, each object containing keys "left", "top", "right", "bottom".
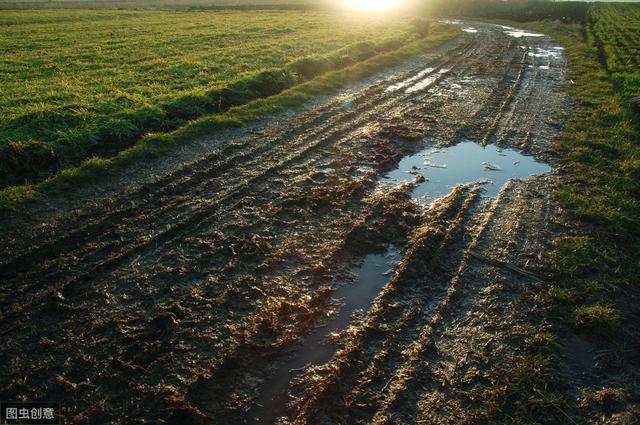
{"left": 289, "top": 177, "right": 562, "bottom": 424}
{"left": 250, "top": 247, "right": 401, "bottom": 424}
{"left": 0, "top": 21, "right": 575, "bottom": 424}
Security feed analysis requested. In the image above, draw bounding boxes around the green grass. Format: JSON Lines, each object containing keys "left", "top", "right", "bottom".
{"left": 544, "top": 5, "right": 639, "bottom": 336}
{"left": 425, "top": 0, "right": 589, "bottom": 24}
{"left": 0, "top": 9, "right": 420, "bottom": 188}
{"left": 0, "top": 20, "right": 460, "bottom": 210}
{"left": 588, "top": 3, "right": 640, "bottom": 99}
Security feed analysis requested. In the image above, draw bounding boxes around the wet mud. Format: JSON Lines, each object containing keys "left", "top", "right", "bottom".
{"left": 0, "top": 21, "right": 574, "bottom": 424}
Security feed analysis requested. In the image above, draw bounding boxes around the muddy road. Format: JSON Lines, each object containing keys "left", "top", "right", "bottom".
{"left": 0, "top": 22, "right": 573, "bottom": 424}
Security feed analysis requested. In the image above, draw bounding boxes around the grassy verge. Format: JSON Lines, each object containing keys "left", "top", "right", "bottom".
{"left": 480, "top": 7, "right": 639, "bottom": 423}
{"left": 0, "top": 23, "right": 461, "bottom": 210}
{"left": 540, "top": 6, "right": 639, "bottom": 358}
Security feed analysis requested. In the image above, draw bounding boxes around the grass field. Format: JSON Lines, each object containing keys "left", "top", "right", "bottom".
{"left": 551, "top": 2, "right": 639, "bottom": 347}
{"left": 588, "top": 2, "right": 640, "bottom": 98}
{"left": 0, "top": 9, "right": 419, "bottom": 189}
{"left": 0, "top": 0, "right": 319, "bottom": 6}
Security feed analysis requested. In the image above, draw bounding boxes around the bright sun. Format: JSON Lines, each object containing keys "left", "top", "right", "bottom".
{"left": 341, "top": 0, "right": 409, "bottom": 12}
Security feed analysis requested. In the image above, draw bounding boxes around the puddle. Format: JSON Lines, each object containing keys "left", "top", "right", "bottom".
{"left": 528, "top": 47, "right": 563, "bottom": 59}
{"left": 462, "top": 27, "right": 479, "bottom": 33}
{"left": 406, "top": 68, "right": 450, "bottom": 93}
{"left": 251, "top": 247, "right": 401, "bottom": 423}
{"left": 387, "top": 66, "right": 451, "bottom": 94}
{"left": 504, "top": 30, "right": 545, "bottom": 38}
{"left": 386, "top": 67, "right": 434, "bottom": 92}
{"left": 499, "top": 25, "right": 544, "bottom": 38}
{"left": 527, "top": 46, "right": 564, "bottom": 70}
{"left": 382, "top": 140, "right": 550, "bottom": 202}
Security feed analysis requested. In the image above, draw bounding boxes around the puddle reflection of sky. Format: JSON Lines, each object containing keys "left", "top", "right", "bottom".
{"left": 383, "top": 140, "right": 551, "bottom": 202}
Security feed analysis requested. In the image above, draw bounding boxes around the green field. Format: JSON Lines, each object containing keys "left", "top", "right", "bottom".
{"left": 588, "top": 2, "right": 640, "bottom": 98}
{"left": 0, "top": 0, "right": 318, "bottom": 6}
{"left": 542, "top": 3, "right": 639, "bottom": 329}
{"left": 0, "top": 9, "right": 417, "bottom": 188}
{"left": 552, "top": 2, "right": 639, "bottom": 338}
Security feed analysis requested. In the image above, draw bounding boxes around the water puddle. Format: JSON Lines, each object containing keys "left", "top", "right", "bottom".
{"left": 528, "top": 47, "right": 563, "bottom": 59}
{"left": 251, "top": 247, "right": 401, "bottom": 423}
{"left": 499, "top": 25, "right": 544, "bottom": 38}
{"left": 382, "top": 140, "right": 550, "bottom": 202}
{"left": 386, "top": 67, "right": 434, "bottom": 92}
{"left": 462, "top": 27, "right": 479, "bottom": 33}
{"left": 530, "top": 64, "right": 551, "bottom": 70}
{"left": 527, "top": 46, "right": 564, "bottom": 70}
{"left": 406, "top": 68, "right": 450, "bottom": 93}
{"left": 387, "top": 66, "right": 451, "bottom": 94}
{"left": 440, "top": 19, "right": 463, "bottom": 25}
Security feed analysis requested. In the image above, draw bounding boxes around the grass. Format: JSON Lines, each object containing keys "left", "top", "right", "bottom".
{"left": 544, "top": 3, "right": 639, "bottom": 337}
{"left": 0, "top": 0, "right": 316, "bottom": 6}
{"left": 0, "top": 19, "right": 460, "bottom": 210}
{"left": 481, "top": 352, "right": 566, "bottom": 424}
{"left": 588, "top": 3, "right": 640, "bottom": 99}
{"left": 0, "top": 9, "right": 421, "bottom": 189}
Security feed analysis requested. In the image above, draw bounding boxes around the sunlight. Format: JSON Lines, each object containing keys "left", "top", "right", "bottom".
{"left": 341, "top": 0, "right": 409, "bottom": 12}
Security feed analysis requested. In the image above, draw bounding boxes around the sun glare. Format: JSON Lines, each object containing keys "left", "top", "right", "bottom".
{"left": 341, "top": 0, "right": 409, "bottom": 12}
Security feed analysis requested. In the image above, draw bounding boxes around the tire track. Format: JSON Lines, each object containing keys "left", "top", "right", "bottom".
{"left": 281, "top": 23, "right": 573, "bottom": 425}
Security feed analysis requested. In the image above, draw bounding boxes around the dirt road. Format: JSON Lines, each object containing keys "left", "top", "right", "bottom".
{"left": 0, "top": 22, "right": 574, "bottom": 424}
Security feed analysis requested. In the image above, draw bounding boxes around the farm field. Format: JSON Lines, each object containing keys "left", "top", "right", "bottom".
{"left": 0, "top": 1, "right": 639, "bottom": 424}
{"left": 588, "top": 2, "right": 640, "bottom": 98}
{"left": 0, "top": 9, "right": 416, "bottom": 188}
{"left": 0, "top": 0, "right": 320, "bottom": 7}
